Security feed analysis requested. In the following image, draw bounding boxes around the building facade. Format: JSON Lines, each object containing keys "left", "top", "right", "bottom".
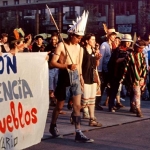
{"left": 0, "top": 0, "right": 150, "bottom": 37}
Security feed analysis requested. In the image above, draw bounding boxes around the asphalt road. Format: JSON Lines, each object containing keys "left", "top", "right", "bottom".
{"left": 25, "top": 119, "right": 150, "bottom": 150}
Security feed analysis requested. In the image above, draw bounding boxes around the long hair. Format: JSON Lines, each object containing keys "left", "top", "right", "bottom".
{"left": 83, "top": 33, "right": 95, "bottom": 47}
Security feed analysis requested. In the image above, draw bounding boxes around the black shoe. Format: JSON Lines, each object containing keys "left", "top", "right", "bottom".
{"left": 49, "top": 124, "right": 60, "bottom": 138}
{"left": 75, "top": 131, "right": 94, "bottom": 143}
{"left": 95, "top": 105, "right": 103, "bottom": 110}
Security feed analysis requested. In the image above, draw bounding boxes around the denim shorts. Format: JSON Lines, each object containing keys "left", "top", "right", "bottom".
{"left": 49, "top": 68, "right": 59, "bottom": 91}
{"left": 66, "top": 70, "right": 82, "bottom": 101}
{"left": 55, "top": 69, "right": 82, "bottom": 101}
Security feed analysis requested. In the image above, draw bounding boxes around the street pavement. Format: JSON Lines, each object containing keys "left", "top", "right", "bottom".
{"left": 25, "top": 96, "right": 150, "bottom": 150}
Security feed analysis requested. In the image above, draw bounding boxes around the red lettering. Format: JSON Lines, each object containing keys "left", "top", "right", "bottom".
{"left": 10, "top": 101, "right": 19, "bottom": 129}
{"left": 0, "top": 101, "right": 38, "bottom": 134}
{"left": 18, "top": 102, "right": 25, "bottom": 128}
{"left": 6, "top": 115, "right": 13, "bottom": 132}
{"left": 31, "top": 108, "right": 37, "bottom": 124}
{"left": 0, "top": 118, "right": 6, "bottom": 133}
{"left": 25, "top": 111, "right": 30, "bottom": 125}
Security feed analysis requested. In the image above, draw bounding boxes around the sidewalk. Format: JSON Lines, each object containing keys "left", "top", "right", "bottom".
{"left": 42, "top": 97, "right": 150, "bottom": 140}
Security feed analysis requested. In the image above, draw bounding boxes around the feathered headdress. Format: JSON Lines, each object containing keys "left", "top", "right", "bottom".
{"left": 67, "top": 11, "right": 89, "bottom": 36}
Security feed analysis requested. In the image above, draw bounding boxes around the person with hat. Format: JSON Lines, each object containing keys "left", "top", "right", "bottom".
{"left": 97, "top": 28, "right": 117, "bottom": 110}
{"left": 120, "top": 40, "right": 147, "bottom": 117}
{"left": 49, "top": 11, "right": 94, "bottom": 143}
{"left": 107, "top": 34, "right": 133, "bottom": 112}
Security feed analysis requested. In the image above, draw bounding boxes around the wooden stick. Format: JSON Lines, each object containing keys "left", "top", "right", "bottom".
{"left": 46, "top": 4, "right": 73, "bottom": 64}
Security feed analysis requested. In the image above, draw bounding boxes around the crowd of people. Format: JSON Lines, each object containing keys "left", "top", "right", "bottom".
{"left": 0, "top": 10, "right": 150, "bottom": 143}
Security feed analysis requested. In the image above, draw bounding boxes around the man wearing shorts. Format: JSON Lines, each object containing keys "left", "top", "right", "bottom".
{"left": 49, "top": 11, "right": 94, "bottom": 143}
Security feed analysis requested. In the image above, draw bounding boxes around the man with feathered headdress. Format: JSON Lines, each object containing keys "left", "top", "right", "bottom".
{"left": 49, "top": 10, "right": 94, "bottom": 143}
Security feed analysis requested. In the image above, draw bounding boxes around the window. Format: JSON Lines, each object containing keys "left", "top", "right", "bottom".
{"left": 69, "top": 6, "right": 75, "bottom": 15}
{"left": 3, "top": 1, "right": 8, "bottom": 6}
{"left": 99, "top": 4, "right": 106, "bottom": 16}
{"left": 55, "top": 8, "right": 58, "bottom": 14}
{"left": 14, "top": 0, "right": 19, "bottom": 5}
{"left": 26, "top": 0, "right": 31, "bottom": 3}
{"left": 115, "top": 1, "right": 136, "bottom": 15}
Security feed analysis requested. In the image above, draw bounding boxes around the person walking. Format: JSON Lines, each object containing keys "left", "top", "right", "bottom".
{"left": 120, "top": 40, "right": 147, "bottom": 117}
{"left": 81, "top": 33, "right": 102, "bottom": 127}
{"left": 49, "top": 11, "right": 94, "bottom": 143}
{"left": 97, "top": 29, "right": 117, "bottom": 107}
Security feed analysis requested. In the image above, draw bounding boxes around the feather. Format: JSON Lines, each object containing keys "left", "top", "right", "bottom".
{"left": 13, "top": 29, "right": 19, "bottom": 40}
{"left": 18, "top": 28, "right": 25, "bottom": 37}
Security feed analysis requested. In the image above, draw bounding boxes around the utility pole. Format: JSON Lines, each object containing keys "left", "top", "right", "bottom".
{"left": 35, "top": 9, "right": 39, "bottom": 35}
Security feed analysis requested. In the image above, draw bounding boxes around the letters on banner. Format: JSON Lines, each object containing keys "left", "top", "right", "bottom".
{"left": 0, "top": 53, "right": 49, "bottom": 150}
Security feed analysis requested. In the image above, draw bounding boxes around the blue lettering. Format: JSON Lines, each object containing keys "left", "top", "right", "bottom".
{"left": 0, "top": 78, "right": 33, "bottom": 102}
{"left": 5, "top": 55, "right": 17, "bottom": 74}
{"left": 22, "top": 79, "right": 33, "bottom": 98}
{"left": 12, "top": 81, "right": 19, "bottom": 99}
{"left": 0, "top": 56, "right": 4, "bottom": 74}
{"left": 0, "top": 55, "right": 17, "bottom": 74}
{"left": 3, "top": 81, "right": 13, "bottom": 101}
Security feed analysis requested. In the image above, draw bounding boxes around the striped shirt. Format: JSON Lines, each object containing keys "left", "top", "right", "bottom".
{"left": 120, "top": 51, "right": 147, "bottom": 91}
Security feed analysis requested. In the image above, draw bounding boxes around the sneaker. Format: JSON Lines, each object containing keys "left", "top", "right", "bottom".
{"left": 95, "top": 105, "right": 103, "bottom": 110}
{"left": 75, "top": 131, "right": 94, "bottom": 143}
{"left": 89, "top": 118, "right": 102, "bottom": 127}
{"left": 49, "top": 124, "right": 60, "bottom": 138}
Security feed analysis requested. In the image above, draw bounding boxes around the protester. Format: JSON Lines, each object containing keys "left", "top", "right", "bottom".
{"left": 141, "top": 33, "right": 150, "bottom": 100}
{"left": 49, "top": 11, "right": 94, "bottom": 142}
{"left": 120, "top": 40, "right": 147, "bottom": 117}
{"left": 8, "top": 28, "right": 25, "bottom": 54}
{"left": 79, "top": 33, "right": 102, "bottom": 127}
{"left": 32, "top": 35, "right": 45, "bottom": 52}
{"left": 45, "top": 33, "right": 59, "bottom": 107}
{"left": 0, "top": 33, "right": 10, "bottom": 52}
{"left": 108, "top": 34, "right": 133, "bottom": 112}
{"left": 112, "top": 35, "right": 125, "bottom": 108}
{"left": 97, "top": 29, "right": 117, "bottom": 108}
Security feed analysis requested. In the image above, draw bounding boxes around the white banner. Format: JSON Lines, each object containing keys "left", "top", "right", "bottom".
{"left": 0, "top": 53, "right": 49, "bottom": 150}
